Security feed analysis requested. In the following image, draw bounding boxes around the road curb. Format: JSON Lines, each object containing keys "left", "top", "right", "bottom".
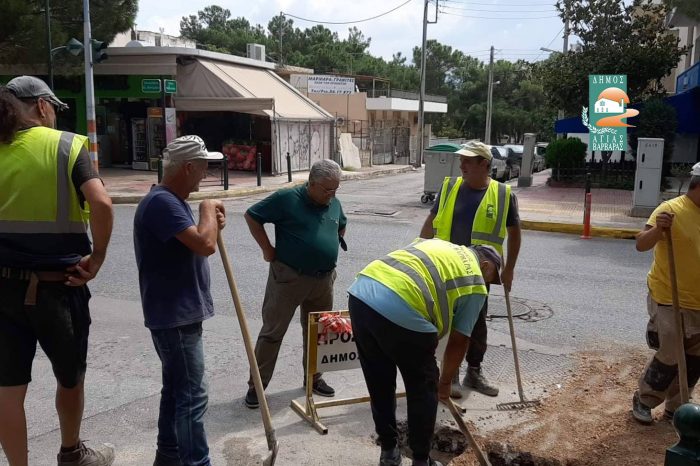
{"left": 109, "top": 166, "right": 416, "bottom": 205}
{"left": 521, "top": 220, "right": 638, "bottom": 239}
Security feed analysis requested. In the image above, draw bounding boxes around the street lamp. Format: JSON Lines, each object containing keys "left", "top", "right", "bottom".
{"left": 49, "top": 38, "right": 83, "bottom": 90}
{"left": 539, "top": 47, "right": 561, "bottom": 54}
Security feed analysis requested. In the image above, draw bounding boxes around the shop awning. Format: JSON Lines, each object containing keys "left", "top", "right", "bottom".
{"left": 175, "top": 58, "right": 333, "bottom": 121}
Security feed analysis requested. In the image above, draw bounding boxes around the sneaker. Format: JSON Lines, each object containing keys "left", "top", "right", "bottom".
{"left": 463, "top": 367, "right": 499, "bottom": 397}
{"left": 244, "top": 387, "right": 260, "bottom": 409}
{"left": 450, "top": 371, "right": 462, "bottom": 399}
{"left": 57, "top": 441, "right": 115, "bottom": 466}
{"left": 631, "top": 391, "right": 653, "bottom": 425}
{"left": 153, "top": 450, "right": 182, "bottom": 466}
{"left": 379, "top": 446, "right": 402, "bottom": 466}
{"left": 312, "top": 378, "right": 336, "bottom": 397}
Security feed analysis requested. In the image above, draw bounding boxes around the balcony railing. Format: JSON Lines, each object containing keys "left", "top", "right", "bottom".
{"left": 366, "top": 88, "right": 447, "bottom": 103}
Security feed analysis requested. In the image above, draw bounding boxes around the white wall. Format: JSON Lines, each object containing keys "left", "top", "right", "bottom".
{"left": 273, "top": 120, "right": 331, "bottom": 174}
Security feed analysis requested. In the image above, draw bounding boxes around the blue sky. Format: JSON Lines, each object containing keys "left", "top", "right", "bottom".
{"left": 135, "top": 0, "right": 569, "bottom": 64}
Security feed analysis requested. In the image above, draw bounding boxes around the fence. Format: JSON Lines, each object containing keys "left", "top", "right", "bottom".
{"left": 552, "top": 160, "right": 636, "bottom": 189}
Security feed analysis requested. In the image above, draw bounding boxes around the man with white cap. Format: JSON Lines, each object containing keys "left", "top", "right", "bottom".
{"left": 0, "top": 76, "right": 114, "bottom": 466}
{"left": 632, "top": 162, "right": 700, "bottom": 425}
{"left": 348, "top": 239, "right": 503, "bottom": 466}
{"left": 133, "top": 135, "right": 226, "bottom": 466}
{"left": 419, "top": 141, "right": 521, "bottom": 398}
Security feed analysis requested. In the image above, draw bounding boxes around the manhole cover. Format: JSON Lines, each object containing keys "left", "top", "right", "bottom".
{"left": 487, "top": 295, "right": 554, "bottom": 322}
{"left": 347, "top": 209, "right": 399, "bottom": 217}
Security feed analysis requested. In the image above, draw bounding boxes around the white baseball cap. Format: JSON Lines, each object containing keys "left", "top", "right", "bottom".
{"left": 162, "top": 135, "right": 223, "bottom": 161}
{"left": 691, "top": 162, "right": 700, "bottom": 176}
{"left": 456, "top": 141, "right": 493, "bottom": 161}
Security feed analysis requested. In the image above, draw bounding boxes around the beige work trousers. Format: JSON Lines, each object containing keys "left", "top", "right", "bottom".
{"left": 638, "top": 294, "right": 700, "bottom": 413}
{"left": 249, "top": 260, "right": 336, "bottom": 389}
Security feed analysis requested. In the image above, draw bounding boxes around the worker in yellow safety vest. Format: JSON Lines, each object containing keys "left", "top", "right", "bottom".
{"left": 0, "top": 76, "right": 114, "bottom": 466}
{"left": 420, "top": 141, "right": 522, "bottom": 399}
{"left": 348, "top": 239, "right": 503, "bottom": 466}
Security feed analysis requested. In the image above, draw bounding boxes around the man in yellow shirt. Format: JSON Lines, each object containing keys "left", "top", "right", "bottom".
{"left": 632, "top": 162, "right": 700, "bottom": 424}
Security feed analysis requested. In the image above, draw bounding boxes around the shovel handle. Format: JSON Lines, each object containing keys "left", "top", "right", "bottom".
{"left": 447, "top": 399, "right": 492, "bottom": 466}
{"left": 217, "top": 235, "right": 277, "bottom": 443}
{"left": 504, "top": 288, "right": 526, "bottom": 402}
{"left": 667, "top": 231, "right": 689, "bottom": 404}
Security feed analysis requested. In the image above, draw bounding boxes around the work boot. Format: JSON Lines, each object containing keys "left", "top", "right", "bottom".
{"left": 153, "top": 450, "right": 182, "bottom": 466}
{"left": 463, "top": 367, "right": 499, "bottom": 397}
{"left": 664, "top": 408, "right": 675, "bottom": 422}
{"left": 411, "top": 459, "right": 443, "bottom": 466}
{"left": 631, "top": 390, "right": 653, "bottom": 425}
{"left": 57, "top": 441, "right": 115, "bottom": 466}
{"left": 379, "top": 446, "right": 402, "bottom": 466}
{"left": 244, "top": 387, "right": 260, "bottom": 409}
{"left": 311, "top": 378, "right": 335, "bottom": 397}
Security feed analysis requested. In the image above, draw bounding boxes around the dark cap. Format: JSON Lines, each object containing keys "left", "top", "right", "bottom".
{"left": 6, "top": 76, "right": 69, "bottom": 111}
{"left": 470, "top": 245, "right": 502, "bottom": 285}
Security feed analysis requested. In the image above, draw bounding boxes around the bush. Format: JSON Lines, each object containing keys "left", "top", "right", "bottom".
{"left": 544, "top": 137, "right": 587, "bottom": 168}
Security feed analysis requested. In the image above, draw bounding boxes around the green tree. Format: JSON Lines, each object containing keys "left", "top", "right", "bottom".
{"left": 0, "top": 0, "right": 137, "bottom": 65}
{"left": 664, "top": 0, "right": 700, "bottom": 21}
{"left": 629, "top": 98, "right": 677, "bottom": 177}
{"left": 539, "top": 0, "right": 688, "bottom": 116}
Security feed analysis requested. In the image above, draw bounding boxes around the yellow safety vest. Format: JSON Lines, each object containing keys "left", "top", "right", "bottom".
{"left": 359, "top": 239, "right": 488, "bottom": 338}
{"left": 0, "top": 126, "right": 91, "bottom": 268}
{"left": 432, "top": 177, "right": 511, "bottom": 255}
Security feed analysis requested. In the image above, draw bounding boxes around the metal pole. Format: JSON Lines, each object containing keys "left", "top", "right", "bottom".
{"left": 45, "top": 0, "right": 53, "bottom": 89}
{"left": 286, "top": 152, "right": 292, "bottom": 182}
{"left": 485, "top": 45, "right": 494, "bottom": 144}
{"left": 557, "top": 9, "right": 570, "bottom": 140}
{"left": 161, "top": 80, "right": 167, "bottom": 147}
{"left": 257, "top": 152, "right": 262, "bottom": 187}
{"left": 415, "top": 0, "right": 429, "bottom": 168}
{"left": 83, "top": 0, "right": 98, "bottom": 171}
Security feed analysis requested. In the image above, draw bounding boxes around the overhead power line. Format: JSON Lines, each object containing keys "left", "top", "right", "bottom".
{"left": 441, "top": 5, "right": 555, "bottom": 13}
{"left": 439, "top": 9, "right": 559, "bottom": 19}
{"left": 282, "top": 0, "right": 414, "bottom": 25}
{"left": 440, "top": 0, "right": 557, "bottom": 5}
{"left": 533, "top": 25, "right": 565, "bottom": 61}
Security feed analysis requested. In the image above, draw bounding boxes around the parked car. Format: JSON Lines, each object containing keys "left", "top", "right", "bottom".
{"left": 488, "top": 146, "right": 509, "bottom": 181}
{"left": 504, "top": 143, "right": 546, "bottom": 174}
{"left": 503, "top": 144, "right": 524, "bottom": 176}
{"left": 534, "top": 143, "right": 548, "bottom": 171}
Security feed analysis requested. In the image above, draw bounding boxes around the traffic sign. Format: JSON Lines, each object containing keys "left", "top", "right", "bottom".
{"left": 142, "top": 79, "right": 161, "bottom": 93}
{"left": 165, "top": 79, "right": 177, "bottom": 94}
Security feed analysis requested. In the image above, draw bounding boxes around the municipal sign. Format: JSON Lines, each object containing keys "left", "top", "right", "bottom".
{"left": 585, "top": 75, "right": 639, "bottom": 155}
{"left": 142, "top": 79, "right": 161, "bottom": 93}
{"left": 165, "top": 79, "right": 177, "bottom": 94}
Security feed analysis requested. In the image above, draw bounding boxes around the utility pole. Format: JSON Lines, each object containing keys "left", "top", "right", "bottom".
{"left": 557, "top": 11, "right": 570, "bottom": 139}
{"left": 83, "top": 0, "right": 98, "bottom": 171}
{"left": 279, "top": 12, "right": 284, "bottom": 66}
{"left": 415, "top": 0, "right": 430, "bottom": 168}
{"left": 45, "top": 0, "right": 53, "bottom": 89}
{"left": 484, "top": 45, "right": 495, "bottom": 145}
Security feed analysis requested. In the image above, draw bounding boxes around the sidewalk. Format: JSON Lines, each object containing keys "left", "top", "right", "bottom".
{"left": 511, "top": 170, "right": 647, "bottom": 238}
{"left": 103, "top": 164, "right": 416, "bottom": 204}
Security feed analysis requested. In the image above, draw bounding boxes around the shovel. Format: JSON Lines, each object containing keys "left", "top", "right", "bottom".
{"left": 496, "top": 287, "right": 541, "bottom": 411}
{"left": 667, "top": 229, "right": 689, "bottom": 404}
{"left": 446, "top": 399, "right": 492, "bottom": 466}
{"left": 218, "top": 235, "right": 279, "bottom": 466}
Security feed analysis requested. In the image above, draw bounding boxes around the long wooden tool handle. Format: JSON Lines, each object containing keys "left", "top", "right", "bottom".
{"left": 447, "top": 399, "right": 492, "bottom": 466}
{"left": 217, "top": 235, "right": 277, "bottom": 439}
{"left": 667, "top": 231, "right": 689, "bottom": 404}
{"left": 504, "top": 288, "right": 526, "bottom": 401}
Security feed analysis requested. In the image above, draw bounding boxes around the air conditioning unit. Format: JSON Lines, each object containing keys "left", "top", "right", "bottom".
{"left": 247, "top": 43, "right": 266, "bottom": 62}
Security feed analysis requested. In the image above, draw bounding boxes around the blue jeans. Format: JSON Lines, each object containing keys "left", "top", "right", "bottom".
{"left": 150, "top": 322, "right": 211, "bottom": 466}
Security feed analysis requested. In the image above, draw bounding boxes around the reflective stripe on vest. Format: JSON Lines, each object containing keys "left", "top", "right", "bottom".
{"left": 432, "top": 177, "right": 510, "bottom": 255}
{"left": 367, "top": 240, "right": 487, "bottom": 338}
{"left": 0, "top": 130, "right": 87, "bottom": 234}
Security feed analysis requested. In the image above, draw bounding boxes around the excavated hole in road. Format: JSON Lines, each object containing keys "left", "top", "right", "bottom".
{"left": 392, "top": 422, "right": 573, "bottom": 466}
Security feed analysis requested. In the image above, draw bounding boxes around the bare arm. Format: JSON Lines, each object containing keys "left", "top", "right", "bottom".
{"left": 244, "top": 211, "right": 275, "bottom": 262}
{"left": 175, "top": 199, "right": 225, "bottom": 257}
{"left": 500, "top": 224, "right": 522, "bottom": 292}
{"left": 420, "top": 212, "right": 436, "bottom": 239}
{"left": 65, "top": 178, "right": 113, "bottom": 286}
{"left": 636, "top": 212, "right": 673, "bottom": 252}
{"left": 438, "top": 331, "right": 470, "bottom": 401}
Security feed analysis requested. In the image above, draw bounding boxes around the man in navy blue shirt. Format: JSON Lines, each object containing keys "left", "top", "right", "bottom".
{"left": 134, "top": 135, "right": 226, "bottom": 466}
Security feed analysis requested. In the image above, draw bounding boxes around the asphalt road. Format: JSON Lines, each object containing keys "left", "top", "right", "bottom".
{"left": 3, "top": 170, "right": 654, "bottom": 465}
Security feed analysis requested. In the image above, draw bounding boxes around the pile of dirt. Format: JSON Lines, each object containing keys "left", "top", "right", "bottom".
{"left": 452, "top": 350, "right": 681, "bottom": 466}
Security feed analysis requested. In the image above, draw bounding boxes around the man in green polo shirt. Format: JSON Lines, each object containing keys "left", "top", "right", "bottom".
{"left": 243, "top": 159, "right": 347, "bottom": 409}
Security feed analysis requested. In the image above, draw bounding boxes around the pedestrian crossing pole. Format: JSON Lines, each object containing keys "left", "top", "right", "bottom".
{"left": 83, "top": 0, "right": 98, "bottom": 172}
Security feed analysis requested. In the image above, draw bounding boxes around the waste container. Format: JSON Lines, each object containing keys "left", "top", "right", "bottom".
{"left": 422, "top": 143, "right": 462, "bottom": 203}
